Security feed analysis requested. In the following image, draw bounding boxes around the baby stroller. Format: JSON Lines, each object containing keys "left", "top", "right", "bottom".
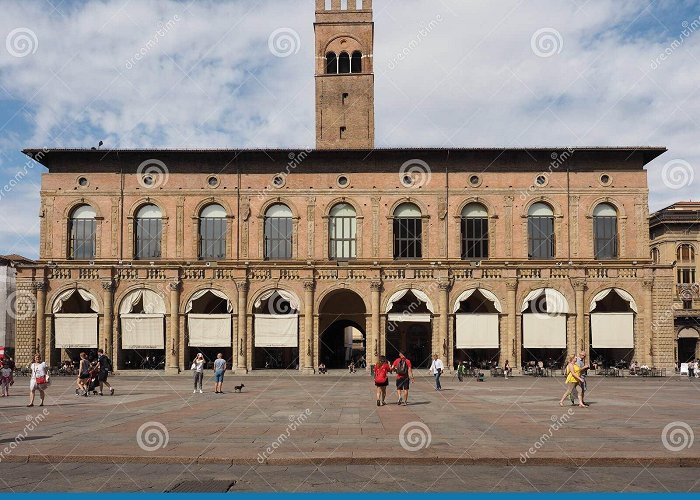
{"left": 77, "top": 364, "right": 100, "bottom": 396}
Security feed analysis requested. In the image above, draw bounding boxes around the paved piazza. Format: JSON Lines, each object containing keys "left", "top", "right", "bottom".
{"left": 0, "top": 373, "right": 698, "bottom": 491}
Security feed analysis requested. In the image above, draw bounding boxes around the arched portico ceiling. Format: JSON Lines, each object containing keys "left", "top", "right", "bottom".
{"left": 386, "top": 289, "right": 435, "bottom": 314}
{"left": 590, "top": 288, "right": 638, "bottom": 313}
{"left": 453, "top": 288, "right": 502, "bottom": 313}
{"left": 185, "top": 288, "right": 233, "bottom": 313}
{"left": 119, "top": 288, "right": 167, "bottom": 315}
{"left": 52, "top": 288, "right": 99, "bottom": 314}
{"left": 521, "top": 288, "right": 569, "bottom": 314}
{"left": 678, "top": 327, "right": 699, "bottom": 339}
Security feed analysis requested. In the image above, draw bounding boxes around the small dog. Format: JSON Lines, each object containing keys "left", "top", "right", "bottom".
{"left": 234, "top": 384, "right": 245, "bottom": 393}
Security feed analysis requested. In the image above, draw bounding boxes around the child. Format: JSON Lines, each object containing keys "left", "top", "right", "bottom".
{"left": 1, "top": 361, "right": 13, "bottom": 397}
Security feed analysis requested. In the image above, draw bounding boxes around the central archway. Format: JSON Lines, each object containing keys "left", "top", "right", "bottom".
{"left": 318, "top": 289, "right": 367, "bottom": 369}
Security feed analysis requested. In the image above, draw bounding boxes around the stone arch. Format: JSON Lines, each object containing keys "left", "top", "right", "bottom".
{"left": 191, "top": 197, "right": 234, "bottom": 260}
{"left": 455, "top": 197, "right": 499, "bottom": 219}
{"left": 191, "top": 197, "right": 234, "bottom": 218}
{"left": 381, "top": 285, "right": 436, "bottom": 314}
{"left": 127, "top": 198, "right": 168, "bottom": 219}
{"left": 323, "top": 197, "right": 364, "bottom": 218}
{"left": 324, "top": 34, "right": 364, "bottom": 55}
{"left": 387, "top": 197, "right": 429, "bottom": 217}
{"left": 315, "top": 284, "right": 369, "bottom": 316}
{"left": 585, "top": 197, "right": 627, "bottom": 218}
{"left": 62, "top": 198, "right": 104, "bottom": 219}
{"left": 521, "top": 197, "right": 564, "bottom": 259}
{"left": 587, "top": 285, "right": 638, "bottom": 313}
{"left": 323, "top": 198, "right": 364, "bottom": 260}
{"left": 518, "top": 286, "right": 572, "bottom": 314}
{"left": 127, "top": 198, "right": 168, "bottom": 260}
{"left": 48, "top": 285, "right": 102, "bottom": 315}
{"left": 114, "top": 284, "right": 169, "bottom": 315}
{"left": 521, "top": 196, "right": 563, "bottom": 218}
{"left": 248, "top": 285, "right": 304, "bottom": 315}
{"left": 182, "top": 285, "right": 235, "bottom": 314}
{"left": 451, "top": 286, "right": 504, "bottom": 313}
{"left": 259, "top": 197, "right": 301, "bottom": 219}
{"left": 258, "top": 198, "right": 301, "bottom": 260}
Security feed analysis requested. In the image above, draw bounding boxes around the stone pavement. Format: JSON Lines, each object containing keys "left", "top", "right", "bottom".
{"left": 0, "top": 372, "right": 697, "bottom": 468}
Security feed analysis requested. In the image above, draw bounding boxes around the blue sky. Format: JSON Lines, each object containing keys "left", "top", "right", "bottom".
{"left": 1, "top": 0, "right": 699, "bottom": 258}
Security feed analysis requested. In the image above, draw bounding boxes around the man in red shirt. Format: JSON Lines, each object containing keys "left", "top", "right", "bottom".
{"left": 391, "top": 352, "right": 414, "bottom": 405}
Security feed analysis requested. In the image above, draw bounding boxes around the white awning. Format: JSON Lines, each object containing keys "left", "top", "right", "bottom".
{"left": 455, "top": 314, "right": 499, "bottom": 349}
{"left": 591, "top": 313, "right": 634, "bottom": 348}
{"left": 188, "top": 314, "right": 231, "bottom": 347}
{"left": 590, "top": 288, "right": 638, "bottom": 313}
{"left": 119, "top": 288, "right": 166, "bottom": 315}
{"left": 678, "top": 327, "right": 700, "bottom": 339}
{"left": 254, "top": 314, "right": 298, "bottom": 347}
{"left": 52, "top": 288, "right": 99, "bottom": 313}
{"left": 521, "top": 288, "right": 569, "bottom": 314}
{"left": 254, "top": 289, "right": 300, "bottom": 312}
{"left": 386, "top": 289, "right": 435, "bottom": 314}
{"left": 185, "top": 288, "right": 233, "bottom": 313}
{"left": 453, "top": 288, "right": 503, "bottom": 313}
{"left": 387, "top": 313, "right": 431, "bottom": 323}
{"left": 522, "top": 314, "right": 566, "bottom": 348}
{"left": 121, "top": 314, "right": 164, "bottom": 349}
{"left": 54, "top": 313, "right": 98, "bottom": 348}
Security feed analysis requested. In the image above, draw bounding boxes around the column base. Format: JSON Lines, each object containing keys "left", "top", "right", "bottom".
{"left": 300, "top": 367, "right": 315, "bottom": 375}
{"left": 165, "top": 367, "right": 180, "bottom": 375}
{"left": 234, "top": 368, "right": 249, "bottom": 375}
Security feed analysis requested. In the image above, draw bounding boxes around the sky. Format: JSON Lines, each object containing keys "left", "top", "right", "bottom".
{"left": 0, "top": 0, "right": 698, "bottom": 259}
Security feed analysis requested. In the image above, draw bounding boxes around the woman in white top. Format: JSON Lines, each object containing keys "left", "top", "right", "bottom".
{"left": 28, "top": 353, "right": 48, "bottom": 407}
{"left": 191, "top": 353, "right": 205, "bottom": 394}
{"left": 429, "top": 354, "right": 444, "bottom": 391}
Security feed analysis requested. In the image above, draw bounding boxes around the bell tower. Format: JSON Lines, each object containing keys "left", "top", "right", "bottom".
{"left": 314, "top": 0, "right": 374, "bottom": 149}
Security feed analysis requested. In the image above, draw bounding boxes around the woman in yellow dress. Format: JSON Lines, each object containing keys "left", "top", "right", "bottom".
{"left": 560, "top": 354, "right": 587, "bottom": 407}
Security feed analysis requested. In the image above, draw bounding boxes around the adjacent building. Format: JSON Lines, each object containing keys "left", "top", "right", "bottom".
{"left": 13, "top": 0, "right": 676, "bottom": 372}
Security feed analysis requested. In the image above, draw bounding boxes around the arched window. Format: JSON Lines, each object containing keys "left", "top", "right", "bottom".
{"left": 460, "top": 203, "right": 488, "bottom": 260}
{"left": 329, "top": 203, "right": 356, "bottom": 260}
{"left": 134, "top": 204, "right": 162, "bottom": 260}
{"left": 651, "top": 247, "right": 660, "bottom": 264}
{"left": 351, "top": 51, "right": 362, "bottom": 73}
{"left": 325, "top": 52, "right": 338, "bottom": 74}
{"left": 677, "top": 244, "right": 696, "bottom": 285}
{"left": 338, "top": 52, "right": 350, "bottom": 74}
{"left": 199, "top": 204, "right": 227, "bottom": 260}
{"left": 593, "top": 203, "right": 618, "bottom": 260}
{"left": 393, "top": 203, "right": 422, "bottom": 259}
{"left": 69, "top": 205, "right": 97, "bottom": 260}
{"left": 677, "top": 244, "right": 695, "bottom": 263}
{"left": 265, "top": 204, "right": 293, "bottom": 260}
{"left": 527, "top": 202, "right": 554, "bottom": 259}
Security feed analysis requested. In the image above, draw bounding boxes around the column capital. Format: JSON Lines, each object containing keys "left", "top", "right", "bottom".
{"left": 572, "top": 279, "right": 587, "bottom": 291}
{"left": 101, "top": 280, "right": 116, "bottom": 292}
{"left": 438, "top": 280, "right": 451, "bottom": 291}
{"left": 505, "top": 280, "right": 518, "bottom": 291}
{"left": 236, "top": 280, "right": 249, "bottom": 293}
{"left": 642, "top": 279, "right": 654, "bottom": 290}
{"left": 370, "top": 280, "right": 383, "bottom": 292}
{"left": 33, "top": 281, "right": 47, "bottom": 292}
{"left": 168, "top": 280, "right": 181, "bottom": 292}
{"left": 303, "top": 280, "right": 316, "bottom": 292}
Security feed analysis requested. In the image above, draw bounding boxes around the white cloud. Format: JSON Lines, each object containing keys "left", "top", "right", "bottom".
{"left": 0, "top": 0, "right": 698, "bottom": 258}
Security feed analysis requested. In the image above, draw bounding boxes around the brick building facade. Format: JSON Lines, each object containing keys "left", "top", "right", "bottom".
{"left": 14, "top": 0, "right": 676, "bottom": 372}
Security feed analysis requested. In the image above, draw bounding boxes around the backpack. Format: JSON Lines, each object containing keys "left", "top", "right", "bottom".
{"left": 396, "top": 358, "right": 409, "bottom": 376}
{"left": 374, "top": 364, "right": 387, "bottom": 384}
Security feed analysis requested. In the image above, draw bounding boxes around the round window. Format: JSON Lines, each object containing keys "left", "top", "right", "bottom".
{"left": 536, "top": 175, "right": 547, "bottom": 186}
{"left": 469, "top": 174, "right": 481, "bottom": 187}
{"left": 77, "top": 177, "right": 88, "bottom": 187}
{"left": 142, "top": 175, "right": 154, "bottom": 186}
{"left": 207, "top": 175, "right": 219, "bottom": 187}
{"left": 337, "top": 175, "right": 349, "bottom": 188}
{"left": 600, "top": 174, "right": 611, "bottom": 186}
{"left": 401, "top": 174, "right": 414, "bottom": 187}
{"left": 272, "top": 175, "right": 285, "bottom": 188}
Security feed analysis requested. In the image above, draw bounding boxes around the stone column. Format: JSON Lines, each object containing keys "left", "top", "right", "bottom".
{"left": 34, "top": 282, "right": 47, "bottom": 362}
{"left": 101, "top": 280, "right": 115, "bottom": 358}
{"left": 573, "top": 280, "right": 586, "bottom": 354}
{"left": 236, "top": 280, "right": 249, "bottom": 374}
{"left": 370, "top": 281, "right": 382, "bottom": 365}
{"left": 167, "top": 281, "right": 180, "bottom": 374}
{"left": 642, "top": 279, "right": 654, "bottom": 366}
{"left": 506, "top": 280, "right": 519, "bottom": 369}
{"left": 303, "top": 280, "right": 315, "bottom": 373}
{"left": 438, "top": 280, "right": 450, "bottom": 368}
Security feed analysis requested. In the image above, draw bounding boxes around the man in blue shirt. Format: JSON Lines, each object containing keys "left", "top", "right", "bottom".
{"left": 213, "top": 353, "right": 227, "bottom": 394}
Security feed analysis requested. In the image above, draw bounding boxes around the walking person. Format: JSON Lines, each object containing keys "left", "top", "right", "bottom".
{"left": 457, "top": 361, "right": 466, "bottom": 382}
{"left": 191, "top": 353, "right": 205, "bottom": 394}
{"left": 76, "top": 352, "right": 90, "bottom": 396}
{"left": 504, "top": 359, "right": 512, "bottom": 379}
{"left": 689, "top": 359, "right": 696, "bottom": 379}
{"left": 560, "top": 354, "right": 586, "bottom": 407}
{"left": 213, "top": 353, "right": 226, "bottom": 394}
{"left": 391, "top": 352, "right": 414, "bottom": 406}
{"left": 429, "top": 354, "right": 444, "bottom": 390}
{"left": 28, "top": 353, "right": 48, "bottom": 407}
{"left": 1, "top": 359, "right": 12, "bottom": 397}
{"left": 373, "top": 355, "right": 391, "bottom": 406}
{"left": 95, "top": 349, "right": 114, "bottom": 396}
